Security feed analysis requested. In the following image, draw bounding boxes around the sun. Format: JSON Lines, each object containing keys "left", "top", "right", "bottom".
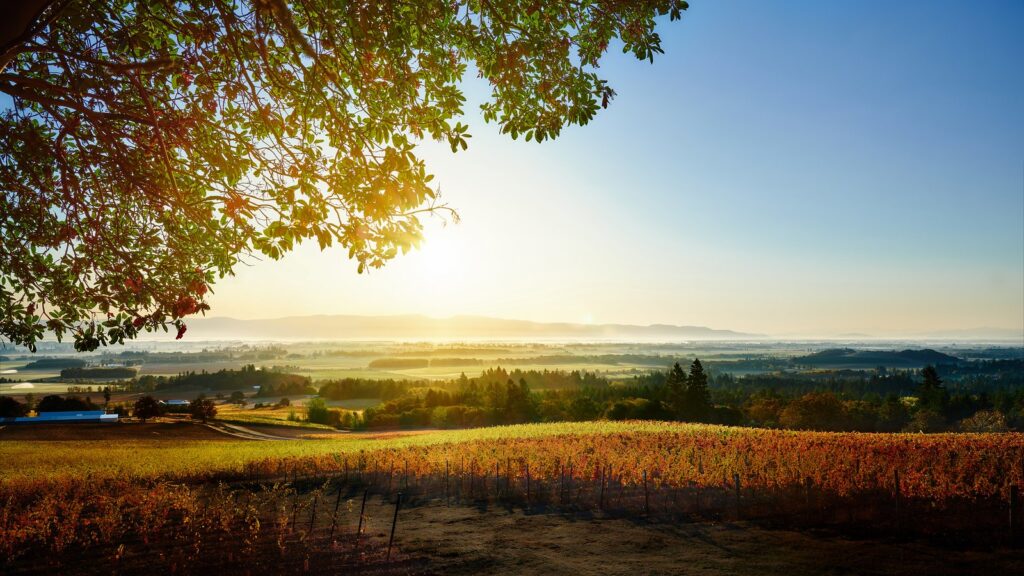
{"left": 409, "top": 229, "right": 464, "bottom": 286}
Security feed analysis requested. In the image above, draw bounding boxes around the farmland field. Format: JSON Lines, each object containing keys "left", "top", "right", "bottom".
{"left": 2, "top": 420, "right": 1023, "bottom": 574}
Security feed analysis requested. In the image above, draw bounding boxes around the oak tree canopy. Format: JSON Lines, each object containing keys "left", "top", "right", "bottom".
{"left": 0, "top": 0, "right": 687, "bottom": 351}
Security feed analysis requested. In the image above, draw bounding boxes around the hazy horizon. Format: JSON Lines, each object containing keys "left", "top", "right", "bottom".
{"left": 201, "top": 0, "right": 1024, "bottom": 337}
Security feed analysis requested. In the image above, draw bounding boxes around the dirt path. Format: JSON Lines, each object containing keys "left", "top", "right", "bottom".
{"left": 204, "top": 421, "right": 294, "bottom": 440}
{"left": 386, "top": 501, "right": 1023, "bottom": 576}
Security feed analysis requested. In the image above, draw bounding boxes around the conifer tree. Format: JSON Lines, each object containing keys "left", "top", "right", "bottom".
{"left": 665, "top": 362, "right": 688, "bottom": 419}
{"left": 684, "top": 358, "right": 711, "bottom": 421}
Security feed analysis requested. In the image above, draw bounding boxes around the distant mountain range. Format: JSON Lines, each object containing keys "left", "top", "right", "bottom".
{"left": 793, "top": 348, "right": 961, "bottom": 368}
{"left": 184, "top": 314, "right": 762, "bottom": 341}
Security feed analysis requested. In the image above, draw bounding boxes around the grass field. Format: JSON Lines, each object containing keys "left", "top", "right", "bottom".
{"left": 214, "top": 404, "right": 336, "bottom": 430}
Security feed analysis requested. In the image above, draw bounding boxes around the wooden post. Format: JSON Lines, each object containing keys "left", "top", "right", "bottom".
{"left": 387, "top": 492, "right": 403, "bottom": 562}
{"left": 599, "top": 464, "right": 605, "bottom": 511}
{"left": 893, "top": 469, "right": 900, "bottom": 533}
{"left": 733, "top": 473, "right": 741, "bottom": 519}
{"left": 506, "top": 457, "right": 511, "bottom": 499}
{"left": 328, "top": 482, "right": 343, "bottom": 543}
{"left": 445, "top": 460, "right": 450, "bottom": 507}
{"left": 526, "top": 462, "right": 531, "bottom": 507}
{"left": 495, "top": 461, "right": 500, "bottom": 499}
{"left": 354, "top": 489, "right": 368, "bottom": 553}
{"left": 568, "top": 463, "right": 574, "bottom": 505}
{"left": 387, "top": 461, "right": 394, "bottom": 495}
{"left": 643, "top": 470, "right": 650, "bottom": 516}
{"left": 1010, "top": 485, "right": 1020, "bottom": 538}
{"left": 404, "top": 460, "right": 409, "bottom": 491}
{"left": 559, "top": 463, "right": 565, "bottom": 505}
{"left": 290, "top": 494, "right": 299, "bottom": 530}
{"left": 308, "top": 492, "right": 319, "bottom": 534}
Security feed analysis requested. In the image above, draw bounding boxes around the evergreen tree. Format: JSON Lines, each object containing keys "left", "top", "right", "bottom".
{"left": 917, "top": 365, "right": 949, "bottom": 416}
{"left": 684, "top": 359, "right": 712, "bottom": 421}
{"left": 665, "top": 362, "right": 688, "bottom": 419}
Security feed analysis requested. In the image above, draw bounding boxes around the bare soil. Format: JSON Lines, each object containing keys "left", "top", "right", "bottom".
{"left": 388, "top": 500, "right": 1024, "bottom": 576}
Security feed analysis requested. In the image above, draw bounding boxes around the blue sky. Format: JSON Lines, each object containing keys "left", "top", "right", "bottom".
{"left": 213, "top": 0, "right": 1024, "bottom": 336}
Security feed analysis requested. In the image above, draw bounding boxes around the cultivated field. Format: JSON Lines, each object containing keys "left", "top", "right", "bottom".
{"left": 2, "top": 420, "right": 1023, "bottom": 574}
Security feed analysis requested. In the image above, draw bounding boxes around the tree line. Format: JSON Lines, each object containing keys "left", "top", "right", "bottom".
{"left": 347, "top": 362, "right": 1023, "bottom": 432}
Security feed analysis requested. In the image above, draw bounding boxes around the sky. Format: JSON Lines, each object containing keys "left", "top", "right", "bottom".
{"left": 208, "top": 0, "right": 1024, "bottom": 337}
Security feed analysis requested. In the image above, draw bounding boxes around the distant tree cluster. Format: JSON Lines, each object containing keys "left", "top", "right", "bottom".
{"left": 343, "top": 361, "right": 1024, "bottom": 433}
{"left": 61, "top": 366, "right": 138, "bottom": 379}
{"left": 128, "top": 364, "right": 314, "bottom": 394}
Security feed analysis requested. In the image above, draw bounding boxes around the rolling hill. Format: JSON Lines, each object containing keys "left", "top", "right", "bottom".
{"left": 793, "top": 348, "right": 960, "bottom": 368}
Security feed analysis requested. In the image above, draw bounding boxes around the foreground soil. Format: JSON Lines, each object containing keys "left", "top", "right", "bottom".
{"left": 390, "top": 501, "right": 1023, "bottom": 576}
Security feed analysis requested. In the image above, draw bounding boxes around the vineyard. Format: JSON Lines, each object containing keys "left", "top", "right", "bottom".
{"left": 2, "top": 422, "right": 1023, "bottom": 574}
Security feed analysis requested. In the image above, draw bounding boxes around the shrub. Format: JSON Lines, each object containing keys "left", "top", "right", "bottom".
{"left": 958, "top": 410, "right": 1009, "bottom": 433}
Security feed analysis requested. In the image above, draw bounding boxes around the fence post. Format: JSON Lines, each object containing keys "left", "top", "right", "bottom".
{"left": 733, "top": 473, "right": 741, "bottom": 519}
{"left": 643, "top": 470, "right": 650, "bottom": 516}
{"left": 308, "top": 492, "right": 319, "bottom": 536}
{"left": 329, "top": 482, "right": 343, "bottom": 543}
{"left": 893, "top": 469, "right": 900, "bottom": 534}
{"left": 290, "top": 493, "right": 299, "bottom": 531}
{"left": 526, "top": 462, "right": 531, "bottom": 508}
{"left": 495, "top": 461, "right": 500, "bottom": 500}
{"left": 599, "top": 464, "right": 605, "bottom": 511}
{"left": 354, "top": 489, "right": 368, "bottom": 553}
{"left": 387, "top": 461, "right": 394, "bottom": 496}
{"left": 1010, "top": 485, "right": 1020, "bottom": 540}
{"left": 568, "top": 463, "right": 574, "bottom": 505}
{"left": 561, "top": 461, "right": 569, "bottom": 502}
{"left": 445, "top": 460, "right": 450, "bottom": 507}
{"left": 387, "top": 492, "right": 403, "bottom": 562}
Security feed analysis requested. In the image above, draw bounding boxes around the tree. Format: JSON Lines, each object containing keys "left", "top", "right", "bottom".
{"left": 0, "top": 1, "right": 689, "bottom": 352}
{"left": 664, "top": 362, "right": 688, "bottom": 419}
{"left": 917, "top": 365, "right": 949, "bottom": 415}
{"left": 133, "top": 395, "right": 163, "bottom": 422}
{"left": 189, "top": 397, "right": 217, "bottom": 423}
{"left": 306, "top": 396, "right": 330, "bottom": 425}
{"left": 102, "top": 386, "right": 111, "bottom": 406}
{"left": 779, "top": 392, "right": 847, "bottom": 431}
{"left": 228, "top": 390, "right": 246, "bottom": 404}
{"left": 36, "top": 393, "right": 94, "bottom": 412}
{"left": 0, "top": 395, "right": 28, "bottom": 417}
{"left": 683, "top": 358, "right": 711, "bottom": 421}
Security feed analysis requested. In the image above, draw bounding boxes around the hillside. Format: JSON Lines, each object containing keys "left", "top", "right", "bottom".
{"left": 793, "top": 348, "right": 960, "bottom": 368}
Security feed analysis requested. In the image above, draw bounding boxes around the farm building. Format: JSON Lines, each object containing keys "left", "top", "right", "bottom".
{"left": 1, "top": 411, "right": 118, "bottom": 424}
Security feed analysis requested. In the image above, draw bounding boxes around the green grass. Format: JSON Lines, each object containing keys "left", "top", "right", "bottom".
{"left": 0, "top": 421, "right": 693, "bottom": 486}
{"left": 215, "top": 405, "right": 335, "bottom": 430}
